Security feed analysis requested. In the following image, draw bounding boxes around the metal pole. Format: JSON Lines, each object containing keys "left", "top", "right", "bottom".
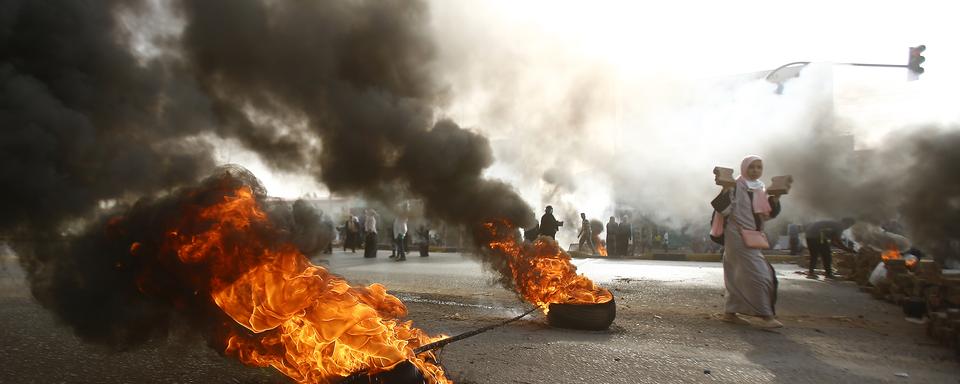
{"left": 845, "top": 63, "right": 909, "bottom": 68}
{"left": 413, "top": 307, "right": 539, "bottom": 354}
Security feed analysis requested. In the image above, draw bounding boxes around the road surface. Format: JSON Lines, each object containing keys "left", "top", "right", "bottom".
{"left": 1, "top": 249, "right": 957, "bottom": 383}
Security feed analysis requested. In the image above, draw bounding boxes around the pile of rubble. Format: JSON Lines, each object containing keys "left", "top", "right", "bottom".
{"left": 841, "top": 247, "right": 960, "bottom": 356}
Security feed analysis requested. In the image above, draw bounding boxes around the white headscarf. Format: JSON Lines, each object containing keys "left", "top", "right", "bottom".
{"left": 738, "top": 155, "right": 765, "bottom": 191}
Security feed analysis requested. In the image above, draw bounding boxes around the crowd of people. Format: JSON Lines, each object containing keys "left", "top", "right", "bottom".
{"left": 336, "top": 208, "right": 431, "bottom": 262}
{"left": 532, "top": 205, "right": 676, "bottom": 257}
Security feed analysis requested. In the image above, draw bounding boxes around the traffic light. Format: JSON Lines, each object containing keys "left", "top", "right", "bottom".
{"left": 908, "top": 45, "right": 926, "bottom": 75}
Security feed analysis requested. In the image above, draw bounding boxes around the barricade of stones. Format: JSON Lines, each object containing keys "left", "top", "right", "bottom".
{"left": 845, "top": 247, "right": 960, "bottom": 356}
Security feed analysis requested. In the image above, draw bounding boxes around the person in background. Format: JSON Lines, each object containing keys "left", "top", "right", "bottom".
{"left": 323, "top": 214, "right": 334, "bottom": 254}
{"left": 606, "top": 216, "right": 618, "bottom": 256}
{"left": 417, "top": 224, "right": 430, "bottom": 257}
{"left": 539, "top": 205, "right": 563, "bottom": 240}
{"left": 578, "top": 212, "right": 595, "bottom": 254}
{"left": 617, "top": 215, "right": 632, "bottom": 256}
{"left": 344, "top": 215, "right": 360, "bottom": 253}
{"left": 392, "top": 214, "right": 408, "bottom": 262}
{"left": 663, "top": 232, "right": 670, "bottom": 252}
{"left": 787, "top": 223, "right": 802, "bottom": 256}
{"left": 363, "top": 209, "right": 378, "bottom": 258}
{"left": 803, "top": 218, "right": 856, "bottom": 279}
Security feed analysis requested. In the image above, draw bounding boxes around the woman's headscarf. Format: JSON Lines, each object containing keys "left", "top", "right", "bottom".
{"left": 737, "top": 155, "right": 772, "bottom": 215}
{"left": 738, "top": 155, "right": 765, "bottom": 190}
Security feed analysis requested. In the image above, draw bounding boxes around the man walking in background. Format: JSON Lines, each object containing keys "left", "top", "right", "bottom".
{"left": 578, "top": 212, "right": 595, "bottom": 254}
{"left": 804, "top": 218, "right": 856, "bottom": 279}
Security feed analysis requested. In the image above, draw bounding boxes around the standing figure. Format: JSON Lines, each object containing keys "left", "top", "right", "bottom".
{"left": 350, "top": 215, "right": 361, "bottom": 252}
{"left": 322, "top": 214, "right": 334, "bottom": 254}
{"left": 662, "top": 232, "right": 670, "bottom": 252}
{"left": 617, "top": 216, "right": 632, "bottom": 256}
{"left": 393, "top": 215, "right": 408, "bottom": 262}
{"left": 417, "top": 224, "right": 430, "bottom": 257}
{"left": 803, "top": 218, "right": 856, "bottom": 279}
{"left": 577, "top": 213, "right": 595, "bottom": 254}
{"left": 363, "top": 209, "right": 378, "bottom": 258}
{"left": 606, "top": 217, "right": 619, "bottom": 256}
{"left": 539, "top": 205, "right": 563, "bottom": 240}
{"left": 709, "top": 155, "right": 784, "bottom": 328}
{"left": 787, "top": 223, "right": 802, "bottom": 255}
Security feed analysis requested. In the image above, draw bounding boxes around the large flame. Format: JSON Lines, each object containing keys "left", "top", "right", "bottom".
{"left": 161, "top": 186, "right": 450, "bottom": 383}
{"left": 482, "top": 220, "right": 612, "bottom": 312}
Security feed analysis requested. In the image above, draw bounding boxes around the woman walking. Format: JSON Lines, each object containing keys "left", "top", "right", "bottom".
{"left": 710, "top": 155, "right": 783, "bottom": 328}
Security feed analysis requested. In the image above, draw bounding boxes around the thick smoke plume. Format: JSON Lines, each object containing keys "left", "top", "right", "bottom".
{"left": 17, "top": 167, "right": 266, "bottom": 348}
{"left": 769, "top": 126, "right": 960, "bottom": 264}
{"left": 0, "top": 0, "right": 216, "bottom": 234}
{"left": 3, "top": 0, "right": 532, "bottom": 352}
{"left": 173, "top": 0, "right": 532, "bottom": 226}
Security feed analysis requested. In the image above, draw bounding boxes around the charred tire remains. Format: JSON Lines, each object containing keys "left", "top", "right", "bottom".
{"left": 340, "top": 360, "right": 425, "bottom": 384}
{"left": 547, "top": 297, "right": 616, "bottom": 330}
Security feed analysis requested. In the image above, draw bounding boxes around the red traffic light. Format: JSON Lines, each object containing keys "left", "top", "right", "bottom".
{"left": 908, "top": 45, "right": 926, "bottom": 74}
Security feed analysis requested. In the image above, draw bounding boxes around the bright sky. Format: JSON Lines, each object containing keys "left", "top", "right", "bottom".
{"left": 477, "top": 0, "right": 957, "bottom": 79}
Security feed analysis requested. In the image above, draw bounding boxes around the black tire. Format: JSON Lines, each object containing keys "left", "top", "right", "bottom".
{"left": 547, "top": 297, "right": 616, "bottom": 331}
{"left": 339, "top": 360, "right": 424, "bottom": 384}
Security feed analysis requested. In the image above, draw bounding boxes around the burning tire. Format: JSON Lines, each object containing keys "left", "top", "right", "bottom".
{"left": 547, "top": 297, "right": 616, "bottom": 331}
{"left": 340, "top": 360, "right": 424, "bottom": 384}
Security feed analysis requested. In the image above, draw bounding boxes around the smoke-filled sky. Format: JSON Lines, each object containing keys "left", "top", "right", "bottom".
{"left": 3, "top": 0, "right": 958, "bottom": 249}
{"left": 423, "top": 0, "right": 959, "bottom": 236}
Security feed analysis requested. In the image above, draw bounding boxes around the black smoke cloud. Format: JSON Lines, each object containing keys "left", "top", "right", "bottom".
{"left": 0, "top": 0, "right": 216, "bottom": 234}
{"left": 897, "top": 128, "right": 960, "bottom": 264}
{"left": 172, "top": 0, "right": 533, "bottom": 225}
{"left": 18, "top": 167, "right": 273, "bottom": 349}
{"left": 766, "top": 126, "right": 960, "bottom": 264}
{"left": 4, "top": 0, "right": 533, "bottom": 351}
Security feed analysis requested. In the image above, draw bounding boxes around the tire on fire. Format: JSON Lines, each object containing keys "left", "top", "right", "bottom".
{"left": 341, "top": 360, "right": 424, "bottom": 384}
{"left": 547, "top": 297, "right": 616, "bottom": 331}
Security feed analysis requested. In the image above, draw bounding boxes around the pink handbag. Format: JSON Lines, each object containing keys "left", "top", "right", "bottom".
{"left": 733, "top": 220, "right": 770, "bottom": 249}
{"left": 739, "top": 228, "right": 771, "bottom": 249}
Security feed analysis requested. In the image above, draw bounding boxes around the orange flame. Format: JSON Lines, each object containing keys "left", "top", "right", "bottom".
{"left": 596, "top": 241, "right": 608, "bottom": 257}
{"left": 164, "top": 186, "right": 450, "bottom": 383}
{"left": 880, "top": 244, "right": 917, "bottom": 269}
{"left": 483, "top": 220, "right": 612, "bottom": 312}
{"left": 881, "top": 244, "right": 900, "bottom": 262}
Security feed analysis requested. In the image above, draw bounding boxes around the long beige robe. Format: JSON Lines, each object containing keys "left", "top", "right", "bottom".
{"left": 721, "top": 187, "right": 778, "bottom": 316}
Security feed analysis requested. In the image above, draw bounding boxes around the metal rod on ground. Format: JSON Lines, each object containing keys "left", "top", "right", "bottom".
{"left": 414, "top": 306, "right": 540, "bottom": 354}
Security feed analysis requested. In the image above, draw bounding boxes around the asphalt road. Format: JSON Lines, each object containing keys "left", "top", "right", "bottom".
{"left": 1, "top": 249, "right": 958, "bottom": 384}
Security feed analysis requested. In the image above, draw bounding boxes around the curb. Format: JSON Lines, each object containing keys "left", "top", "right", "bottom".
{"left": 569, "top": 252, "right": 802, "bottom": 264}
